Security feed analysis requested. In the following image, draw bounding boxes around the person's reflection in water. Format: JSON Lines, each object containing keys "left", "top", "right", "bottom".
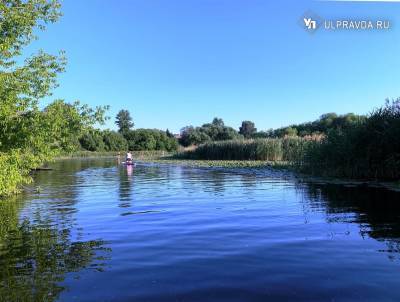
{"left": 118, "top": 164, "right": 134, "bottom": 208}
{"left": 126, "top": 164, "right": 134, "bottom": 178}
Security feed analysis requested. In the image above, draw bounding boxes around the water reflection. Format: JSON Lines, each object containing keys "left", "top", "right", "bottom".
{"left": 2, "top": 159, "right": 400, "bottom": 301}
{"left": 300, "top": 182, "right": 400, "bottom": 258}
{"left": 0, "top": 159, "right": 113, "bottom": 302}
{"left": 118, "top": 165, "right": 134, "bottom": 208}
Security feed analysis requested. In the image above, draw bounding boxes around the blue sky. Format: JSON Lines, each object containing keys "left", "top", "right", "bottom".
{"left": 28, "top": 0, "right": 400, "bottom": 133}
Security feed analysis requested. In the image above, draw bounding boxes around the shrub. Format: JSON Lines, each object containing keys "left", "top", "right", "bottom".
{"left": 0, "top": 151, "right": 39, "bottom": 196}
{"left": 79, "top": 131, "right": 106, "bottom": 151}
{"left": 102, "top": 131, "right": 128, "bottom": 151}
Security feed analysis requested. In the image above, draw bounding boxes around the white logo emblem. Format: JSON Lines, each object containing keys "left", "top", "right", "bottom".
{"left": 304, "top": 18, "right": 317, "bottom": 30}
{"left": 299, "top": 11, "right": 322, "bottom": 33}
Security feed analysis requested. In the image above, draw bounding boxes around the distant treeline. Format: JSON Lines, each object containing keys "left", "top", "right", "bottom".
{"left": 79, "top": 129, "right": 178, "bottom": 152}
{"left": 80, "top": 108, "right": 366, "bottom": 153}
{"left": 261, "top": 112, "right": 366, "bottom": 138}
{"left": 78, "top": 109, "right": 178, "bottom": 152}
{"left": 180, "top": 100, "right": 400, "bottom": 180}
{"left": 178, "top": 113, "right": 366, "bottom": 147}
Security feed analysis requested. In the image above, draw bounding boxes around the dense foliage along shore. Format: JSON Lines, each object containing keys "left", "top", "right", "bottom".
{"left": 178, "top": 99, "right": 400, "bottom": 180}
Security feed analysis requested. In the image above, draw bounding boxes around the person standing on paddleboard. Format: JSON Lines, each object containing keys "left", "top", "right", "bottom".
{"left": 126, "top": 151, "right": 133, "bottom": 164}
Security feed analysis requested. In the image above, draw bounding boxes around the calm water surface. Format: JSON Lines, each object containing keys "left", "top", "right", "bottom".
{"left": 1, "top": 158, "right": 400, "bottom": 302}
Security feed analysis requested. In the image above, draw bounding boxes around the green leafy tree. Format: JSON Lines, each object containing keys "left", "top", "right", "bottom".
{"left": 239, "top": 121, "right": 257, "bottom": 138}
{"left": 43, "top": 100, "right": 108, "bottom": 153}
{"left": 115, "top": 110, "right": 134, "bottom": 134}
{"left": 179, "top": 126, "right": 210, "bottom": 147}
{"left": 212, "top": 117, "right": 224, "bottom": 127}
{"left": 0, "top": 0, "right": 108, "bottom": 196}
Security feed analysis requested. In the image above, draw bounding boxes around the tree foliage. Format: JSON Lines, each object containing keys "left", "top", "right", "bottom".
{"left": 79, "top": 130, "right": 128, "bottom": 152}
{"left": 115, "top": 110, "right": 134, "bottom": 134}
{"left": 123, "top": 129, "right": 178, "bottom": 151}
{"left": 102, "top": 130, "right": 128, "bottom": 151}
{"left": 299, "top": 99, "right": 400, "bottom": 179}
{"left": 0, "top": 0, "right": 107, "bottom": 196}
{"left": 179, "top": 118, "right": 242, "bottom": 147}
{"left": 269, "top": 113, "right": 365, "bottom": 138}
{"left": 239, "top": 121, "right": 257, "bottom": 138}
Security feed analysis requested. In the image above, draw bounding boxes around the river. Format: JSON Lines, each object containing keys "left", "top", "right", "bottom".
{"left": 1, "top": 158, "right": 400, "bottom": 302}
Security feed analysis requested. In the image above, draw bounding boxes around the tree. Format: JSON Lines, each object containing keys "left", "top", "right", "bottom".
{"left": 178, "top": 118, "right": 243, "bottom": 147}
{"left": 0, "top": 0, "right": 65, "bottom": 155}
{"left": 43, "top": 100, "right": 108, "bottom": 153}
{"left": 239, "top": 121, "right": 257, "bottom": 138}
{"left": 0, "top": 0, "right": 108, "bottom": 196}
{"left": 179, "top": 126, "right": 210, "bottom": 147}
{"left": 212, "top": 117, "right": 224, "bottom": 127}
{"left": 166, "top": 129, "right": 174, "bottom": 138}
{"left": 115, "top": 110, "right": 134, "bottom": 134}
{"left": 124, "top": 129, "right": 178, "bottom": 151}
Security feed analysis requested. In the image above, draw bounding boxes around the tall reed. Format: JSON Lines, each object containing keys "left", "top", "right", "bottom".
{"left": 182, "top": 138, "right": 309, "bottom": 162}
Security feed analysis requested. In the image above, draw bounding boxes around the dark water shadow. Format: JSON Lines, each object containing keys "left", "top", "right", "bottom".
{"left": 299, "top": 182, "right": 400, "bottom": 258}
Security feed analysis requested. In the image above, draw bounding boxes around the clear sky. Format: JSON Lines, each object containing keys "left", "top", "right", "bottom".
{"left": 27, "top": 0, "right": 400, "bottom": 133}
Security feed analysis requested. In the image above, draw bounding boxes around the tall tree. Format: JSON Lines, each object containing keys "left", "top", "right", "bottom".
{"left": 212, "top": 117, "right": 224, "bottom": 127}
{"left": 115, "top": 110, "right": 134, "bottom": 133}
{"left": 239, "top": 121, "right": 257, "bottom": 138}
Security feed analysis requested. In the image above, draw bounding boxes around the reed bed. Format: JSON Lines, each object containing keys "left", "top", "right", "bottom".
{"left": 180, "top": 138, "right": 311, "bottom": 163}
